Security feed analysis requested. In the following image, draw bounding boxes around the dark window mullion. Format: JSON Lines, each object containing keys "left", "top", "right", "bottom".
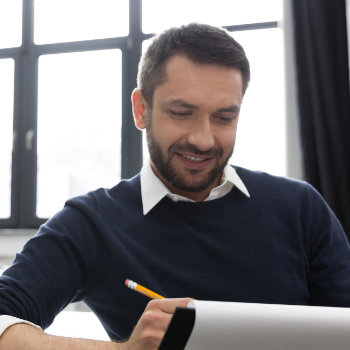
{"left": 224, "top": 21, "right": 278, "bottom": 32}
{"left": 121, "top": 0, "right": 143, "bottom": 178}
{"left": 10, "top": 54, "right": 24, "bottom": 228}
{"left": 16, "top": 0, "right": 42, "bottom": 227}
{"left": 18, "top": 54, "right": 42, "bottom": 227}
{"left": 35, "top": 37, "right": 127, "bottom": 56}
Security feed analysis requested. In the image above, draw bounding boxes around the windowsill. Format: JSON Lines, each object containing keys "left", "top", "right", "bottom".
{"left": 0, "top": 229, "right": 37, "bottom": 236}
{"left": 0, "top": 229, "right": 37, "bottom": 257}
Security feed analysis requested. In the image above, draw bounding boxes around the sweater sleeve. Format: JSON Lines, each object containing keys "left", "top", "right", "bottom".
{"left": 0, "top": 205, "right": 103, "bottom": 330}
{"left": 302, "top": 184, "right": 350, "bottom": 307}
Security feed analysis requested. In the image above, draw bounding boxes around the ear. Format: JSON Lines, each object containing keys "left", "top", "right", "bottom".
{"left": 131, "top": 88, "right": 148, "bottom": 130}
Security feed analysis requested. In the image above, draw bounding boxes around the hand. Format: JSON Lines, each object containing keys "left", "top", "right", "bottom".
{"left": 121, "top": 297, "right": 192, "bottom": 350}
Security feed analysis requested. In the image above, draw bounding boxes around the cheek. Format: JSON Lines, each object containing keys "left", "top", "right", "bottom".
{"left": 152, "top": 118, "right": 187, "bottom": 146}
{"left": 214, "top": 125, "right": 238, "bottom": 150}
{"left": 150, "top": 123, "right": 181, "bottom": 154}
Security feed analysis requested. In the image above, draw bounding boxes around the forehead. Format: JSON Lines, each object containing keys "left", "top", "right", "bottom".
{"left": 154, "top": 55, "right": 243, "bottom": 108}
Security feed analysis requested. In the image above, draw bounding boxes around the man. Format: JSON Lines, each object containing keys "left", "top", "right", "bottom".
{"left": 1, "top": 23, "right": 350, "bottom": 350}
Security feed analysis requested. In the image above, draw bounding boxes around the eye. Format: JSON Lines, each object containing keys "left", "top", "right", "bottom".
{"left": 214, "top": 115, "right": 236, "bottom": 123}
{"left": 168, "top": 110, "right": 192, "bottom": 118}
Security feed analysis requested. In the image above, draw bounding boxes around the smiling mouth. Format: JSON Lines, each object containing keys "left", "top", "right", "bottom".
{"left": 175, "top": 152, "right": 214, "bottom": 170}
{"left": 180, "top": 154, "right": 208, "bottom": 162}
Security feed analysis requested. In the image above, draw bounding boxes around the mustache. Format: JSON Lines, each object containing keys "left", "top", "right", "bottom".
{"left": 169, "top": 143, "right": 223, "bottom": 157}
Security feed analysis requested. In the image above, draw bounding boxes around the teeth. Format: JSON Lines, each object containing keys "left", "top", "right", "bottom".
{"left": 182, "top": 154, "right": 205, "bottom": 162}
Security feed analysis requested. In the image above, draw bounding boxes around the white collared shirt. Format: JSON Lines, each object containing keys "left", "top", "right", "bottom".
{"left": 141, "top": 159, "right": 250, "bottom": 215}
{"left": 0, "top": 160, "right": 250, "bottom": 336}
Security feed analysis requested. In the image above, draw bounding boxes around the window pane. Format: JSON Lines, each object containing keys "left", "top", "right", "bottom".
{"left": 34, "top": 0, "right": 129, "bottom": 44}
{"left": 0, "top": 59, "right": 14, "bottom": 219}
{"left": 231, "top": 28, "right": 286, "bottom": 176}
{"left": 141, "top": 28, "right": 286, "bottom": 176}
{"left": 0, "top": 0, "right": 22, "bottom": 48}
{"left": 142, "top": 0, "right": 282, "bottom": 34}
{"left": 37, "top": 50, "right": 122, "bottom": 218}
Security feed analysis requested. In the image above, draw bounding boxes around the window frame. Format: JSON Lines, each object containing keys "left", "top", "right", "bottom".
{"left": 0, "top": 0, "right": 278, "bottom": 229}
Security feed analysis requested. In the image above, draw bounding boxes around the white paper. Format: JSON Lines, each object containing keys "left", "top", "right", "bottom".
{"left": 185, "top": 300, "right": 350, "bottom": 350}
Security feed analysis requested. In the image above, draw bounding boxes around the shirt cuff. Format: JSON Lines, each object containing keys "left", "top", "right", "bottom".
{"left": 0, "top": 315, "right": 41, "bottom": 336}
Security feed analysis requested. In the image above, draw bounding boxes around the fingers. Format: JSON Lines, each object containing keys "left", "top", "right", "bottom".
{"left": 145, "top": 297, "right": 194, "bottom": 314}
{"left": 123, "top": 298, "right": 193, "bottom": 350}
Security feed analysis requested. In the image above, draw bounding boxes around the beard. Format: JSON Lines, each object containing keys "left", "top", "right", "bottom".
{"left": 145, "top": 112, "right": 233, "bottom": 193}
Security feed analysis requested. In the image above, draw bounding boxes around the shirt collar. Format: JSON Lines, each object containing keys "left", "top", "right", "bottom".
{"left": 140, "top": 159, "right": 250, "bottom": 215}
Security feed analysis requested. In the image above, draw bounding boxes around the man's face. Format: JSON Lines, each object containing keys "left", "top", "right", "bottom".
{"left": 136, "top": 55, "right": 243, "bottom": 200}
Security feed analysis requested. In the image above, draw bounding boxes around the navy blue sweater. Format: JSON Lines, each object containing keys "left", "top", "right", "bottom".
{"left": 1, "top": 167, "right": 350, "bottom": 340}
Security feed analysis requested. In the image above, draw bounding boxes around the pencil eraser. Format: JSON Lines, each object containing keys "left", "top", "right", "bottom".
{"left": 125, "top": 279, "right": 130, "bottom": 287}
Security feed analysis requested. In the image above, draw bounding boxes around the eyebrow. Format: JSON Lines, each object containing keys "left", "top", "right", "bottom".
{"left": 216, "top": 105, "right": 240, "bottom": 114}
{"left": 165, "top": 98, "right": 199, "bottom": 110}
{"left": 165, "top": 98, "right": 240, "bottom": 114}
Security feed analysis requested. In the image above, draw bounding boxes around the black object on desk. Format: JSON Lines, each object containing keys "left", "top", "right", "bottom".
{"left": 158, "top": 307, "right": 195, "bottom": 350}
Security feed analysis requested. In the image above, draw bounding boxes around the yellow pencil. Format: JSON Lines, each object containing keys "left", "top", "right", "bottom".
{"left": 125, "top": 279, "right": 165, "bottom": 299}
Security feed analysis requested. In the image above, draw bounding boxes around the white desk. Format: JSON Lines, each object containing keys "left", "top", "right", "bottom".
{"left": 45, "top": 311, "right": 109, "bottom": 341}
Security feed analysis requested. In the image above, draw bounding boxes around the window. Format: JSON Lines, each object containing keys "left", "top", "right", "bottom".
{"left": 37, "top": 50, "right": 122, "bottom": 217}
{"left": 34, "top": 0, "right": 129, "bottom": 44}
{"left": 0, "top": 0, "right": 22, "bottom": 49}
{"left": 142, "top": 0, "right": 281, "bottom": 32}
{"left": 0, "top": 59, "right": 14, "bottom": 219}
{"left": 142, "top": 0, "right": 285, "bottom": 176}
{"left": 231, "top": 28, "right": 286, "bottom": 175}
{"left": 1, "top": 0, "right": 286, "bottom": 228}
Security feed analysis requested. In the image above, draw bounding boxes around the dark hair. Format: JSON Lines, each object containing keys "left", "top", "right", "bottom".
{"left": 137, "top": 23, "right": 250, "bottom": 107}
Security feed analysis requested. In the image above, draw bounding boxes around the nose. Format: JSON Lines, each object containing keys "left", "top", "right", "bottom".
{"left": 187, "top": 118, "right": 215, "bottom": 151}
